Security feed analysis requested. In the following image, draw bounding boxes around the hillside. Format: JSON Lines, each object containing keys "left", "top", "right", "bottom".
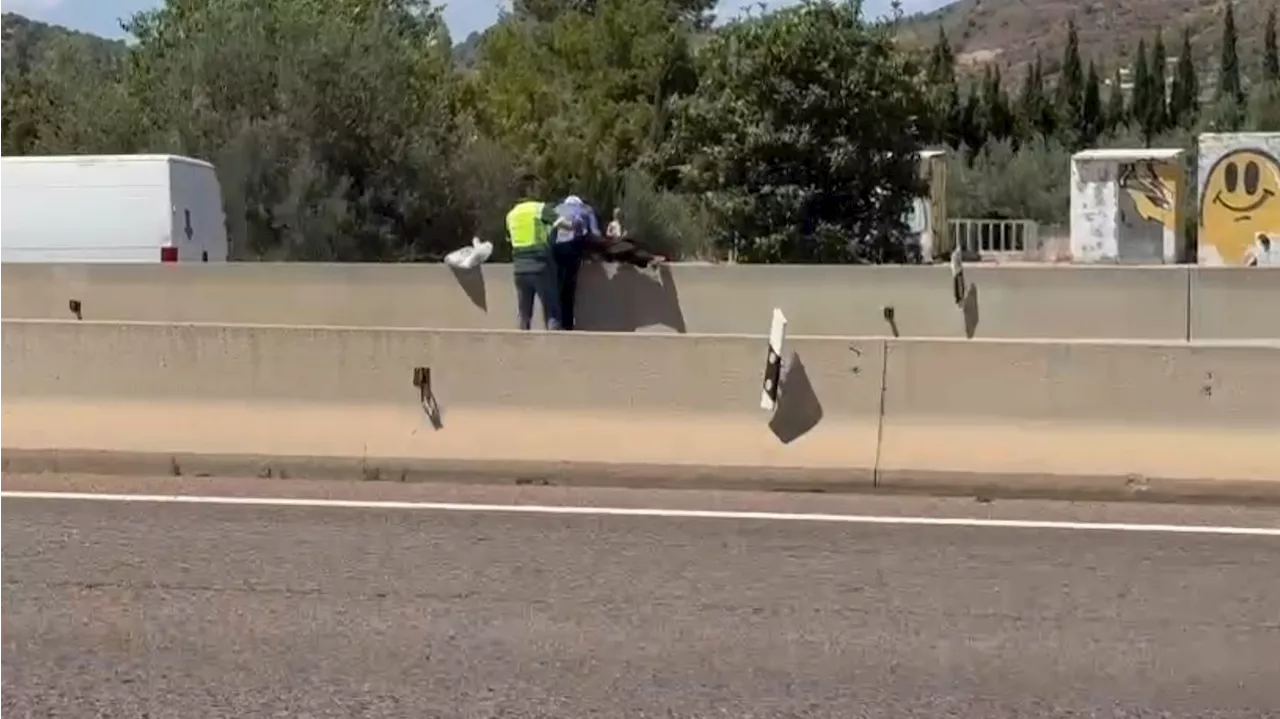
{"left": 900, "top": 0, "right": 1276, "bottom": 79}
{"left": 1, "top": 12, "right": 125, "bottom": 73}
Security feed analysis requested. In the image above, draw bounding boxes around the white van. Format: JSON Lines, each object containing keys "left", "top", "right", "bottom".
{"left": 0, "top": 154, "right": 229, "bottom": 263}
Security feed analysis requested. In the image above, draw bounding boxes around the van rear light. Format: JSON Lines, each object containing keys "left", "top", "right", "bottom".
{"left": 160, "top": 246, "right": 178, "bottom": 263}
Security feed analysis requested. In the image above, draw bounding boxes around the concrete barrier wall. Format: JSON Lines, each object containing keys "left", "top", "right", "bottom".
{"left": 14, "top": 262, "right": 1275, "bottom": 339}
{"left": 1189, "top": 267, "right": 1280, "bottom": 340}
{"left": 5, "top": 320, "right": 1279, "bottom": 490}
{"left": 876, "top": 339, "right": 1280, "bottom": 488}
{"left": 0, "top": 320, "right": 884, "bottom": 480}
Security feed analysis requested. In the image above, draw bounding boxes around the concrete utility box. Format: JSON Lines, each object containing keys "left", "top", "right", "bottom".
{"left": 1197, "top": 132, "right": 1280, "bottom": 266}
{"left": 1070, "top": 148, "right": 1187, "bottom": 264}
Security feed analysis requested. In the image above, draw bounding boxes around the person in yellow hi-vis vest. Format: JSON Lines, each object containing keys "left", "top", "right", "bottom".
{"left": 506, "top": 196, "right": 574, "bottom": 330}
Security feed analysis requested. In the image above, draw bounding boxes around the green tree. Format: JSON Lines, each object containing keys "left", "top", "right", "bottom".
{"left": 1018, "top": 53, "right": 1054, "bottom": 139}
{"left": 1105, "top": 66, "right": 1127, "bottom": 132}
{"left": 1081, "top": 60, "right": 1103, "bottom": 144}
{"left": 0, "top": 20, "right": 137, "bottom": 155}
{"left": 122, "top": 0, "right": 465, "bottom": 261}
{"left": 946, "top": 136, "right": 1072, "bottom": 226}
{"left": 1056, "top": 18, "right": 1085, "bottom": 142}
{"left": 1247, "top": 81, "right": 1280, "bottom": 131}
{"left": 513, "top": 0, "right": 714, "bottom": 26}
{"left": 1256, "top": 7, "right": 1280, "bottom": 134}
{"left": 958, "top": 80, "right": 985, "bottom": 151}
{"left": 927, "top": 24, "right": 955, "bottom": 84}
{"left": 1148, "top": 29, "right": 1168, "bottom": 135}
{"left": 1264, "top": 7, "right": 1279, "bottom": 83}
{"left": 1218, "top": 1, "right": 1244, "bottom": 107}
{"left": 473, "top": 0, "right": 701, "bottom": 202}
{"left": 981, "top": 65, "right": 1014, "bottom": 142}
{"left": 936, "top": 76, "right": 963, "bottom": 148}
{"left": 662, "top": 0, "right": 930, "bottom": 263}
{"left": 1169, "top": 26, "right": 1199, "bottom": 128}
{"left": 0, "top": 71, "right": 48, "bottom": 155}
{"left": 1131, "top": 38, "right": 1151, "bottom": 139}
{"left": 1184, "top": 29, "right": 1202, "bottom": 123}
{"left": 0, "top": 24, "right": 52, "bottom": 156}
{"left": 926, "top": 26, "right": 959, "bottom": 145}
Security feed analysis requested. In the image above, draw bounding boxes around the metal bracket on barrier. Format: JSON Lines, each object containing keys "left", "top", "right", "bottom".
{"left": 68, "top": 299, "right": 83, "bottom": 320}
{"left": 412, "top": 366, "right": 443, "bottom": 430}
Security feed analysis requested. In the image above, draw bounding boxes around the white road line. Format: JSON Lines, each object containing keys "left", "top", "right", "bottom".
{"left": 3, "top": 490, "right": 1280, "bottom": 536}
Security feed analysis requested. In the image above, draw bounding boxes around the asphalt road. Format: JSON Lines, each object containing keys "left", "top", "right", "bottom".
{"left": 4, "top": 477, "right": 1280, "bottom": 718}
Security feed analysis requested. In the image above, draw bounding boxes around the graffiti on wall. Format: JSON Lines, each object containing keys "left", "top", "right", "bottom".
{"left": 1069, "top": 154, "right": 1183, "bottom": 263}
{"left": 1119, "top": 160, "right": 1178, "bottom": 227}
{"left": 1115, "top": 159, "right": 1180, "bottom": 262}
{"left": 1198, "top": 134, "right": 1280, "bottom": 266}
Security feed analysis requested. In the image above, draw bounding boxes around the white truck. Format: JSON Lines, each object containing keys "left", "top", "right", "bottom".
{"left": 1, "top": 154, "right": 229, "bottom": 263}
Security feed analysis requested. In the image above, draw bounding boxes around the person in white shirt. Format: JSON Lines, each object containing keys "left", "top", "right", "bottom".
{"left": 552, "top": 195, "right": 602, "bottom": 331}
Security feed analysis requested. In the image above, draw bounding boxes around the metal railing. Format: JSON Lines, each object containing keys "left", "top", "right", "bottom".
{"left": 950, "top": 218, "right": 1039, "bottom": 259}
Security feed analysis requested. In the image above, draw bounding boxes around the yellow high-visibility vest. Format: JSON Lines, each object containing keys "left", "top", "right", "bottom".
{"left": 506, "top": 201, "right": 548, "bottom": 249}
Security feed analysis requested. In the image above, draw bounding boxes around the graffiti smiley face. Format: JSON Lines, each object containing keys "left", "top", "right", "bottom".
{"left": 1210, "top": 150, "right": 1280, "bottom": 217}
{"left": 1200, "top": 147, "right": 1280, "bottom": 264}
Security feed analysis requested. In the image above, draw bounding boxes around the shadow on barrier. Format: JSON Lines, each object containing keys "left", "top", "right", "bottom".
{"left": 412, "top": 366, "right": 444, "bottom": 431}
{"left": 962, "top": 283, "right": 980, "bottom": 339}
{"left": 768, "top": 351, "right": 824, "bottom": 444}
{"left": 449, "top": 266, "right": 488, "bottom": 311}
{"left": 576, "top": 263, "right": 687, "bottom": 333}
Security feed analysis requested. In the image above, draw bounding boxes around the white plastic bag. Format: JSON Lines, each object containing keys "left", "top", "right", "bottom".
{"left": 443, "top": 237, "right": 493, "bottom": 270}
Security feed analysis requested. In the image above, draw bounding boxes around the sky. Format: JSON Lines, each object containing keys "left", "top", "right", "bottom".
{"left": 4, "top": 0, "right": 952, "bottom": 41}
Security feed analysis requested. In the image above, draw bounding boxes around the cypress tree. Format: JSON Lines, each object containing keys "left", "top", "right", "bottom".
{"left": 992, "top": 65, "right": 1015, "bottom": 140}
{"left": 1131, "top": 39, "right": 1151, "bottom": 133}
{"left": 929, "top": 25, "right": 956, "bottom": 84}
{"left": 928, "top": 26, "right": 959, "bottom": 145}
{"left": 945, "top": 80, "right": 963, "bottom": 147}
{"left": 1265, "top": 7, "right": 1279, "bottom": 83}
{"left": 981, "top": 65, "right": 997, "bottom": 139}
{"left": 1019, "top": 53, "right": 1053, "bottom": 138}
{"left": 1082, "top": 60, "right": 1103, "bottom": 144}
{"left": 1057, "top": 18, "right": 1085, "bottom": 136}
{"left": 1172, "top": 32, "right": 1187, "bottom": 124}
{"left": 1149, "top": 29, "right": 1168, "bottom": 134}
{"left": 1219, "top": 1, "right": 1244, "bottom": 106}
{"left": 1018, "top": 58, "right": 1039, "bottom": 137}
{"left": 1106, "top": 66, "right": 1127, "bottom": 132}
{"left": 1170, "top": 26, "right": 1199, "bottom": 128}
{"left": 960, "top": 81, "right": 984, "bottom": 153}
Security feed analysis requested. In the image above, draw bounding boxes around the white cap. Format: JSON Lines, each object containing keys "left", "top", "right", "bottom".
{"left": 564, "top": 195, "right": 584, "bottom": 205}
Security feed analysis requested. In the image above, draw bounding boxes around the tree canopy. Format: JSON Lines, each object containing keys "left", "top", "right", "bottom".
{"left": 659, "top": 1, "right": 929, "bottom": 262}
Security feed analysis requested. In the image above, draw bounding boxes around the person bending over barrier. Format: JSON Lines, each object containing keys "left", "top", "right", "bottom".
{"left": 552, "top": 195, "right": 603, "bottom": 331}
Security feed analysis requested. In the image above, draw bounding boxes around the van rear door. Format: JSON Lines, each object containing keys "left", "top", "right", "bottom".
{"left": 168, "top": 157, "right": 228, "bottom": 262}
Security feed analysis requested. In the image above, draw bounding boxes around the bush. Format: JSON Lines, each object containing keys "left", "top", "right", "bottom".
{"left": 616, "top": 169, "right": 716, "bottom": 261}
{"left": 948, "top": 136, "right": 1073, "bottom": 225}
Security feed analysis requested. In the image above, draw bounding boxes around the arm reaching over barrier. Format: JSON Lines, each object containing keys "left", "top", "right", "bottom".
{"left": 588, "top": 221, "right": 667, "bottom": 269}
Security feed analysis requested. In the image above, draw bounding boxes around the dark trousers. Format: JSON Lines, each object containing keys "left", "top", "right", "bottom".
{"left": 514, "top": 267, "right": 561, "bottom": 330}
{"left": 553, "top": 241, "right": 584, "bottom": 330}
